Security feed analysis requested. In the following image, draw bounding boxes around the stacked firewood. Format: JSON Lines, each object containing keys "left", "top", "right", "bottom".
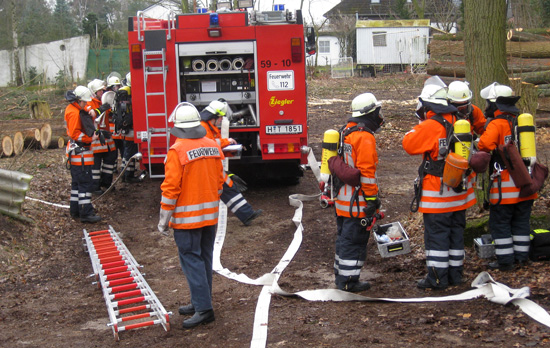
{"left": 0, "top": 119, "right": 67, "bottom": 157}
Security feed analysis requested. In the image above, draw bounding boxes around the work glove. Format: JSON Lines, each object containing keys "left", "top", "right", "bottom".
{"left": 158, "top": 208, "right": 173, "bottom": 236}
{"left": 94, "top": 130, "right": 106, "bottom": 145}
{"left": 98, "top": 103, "right": 111, "bottom": 113}
{"left": 228, "top": 172, "right": 247, "bottom": 192}
{"left": 363, "top": 196, "right": 381, "bottom": 218}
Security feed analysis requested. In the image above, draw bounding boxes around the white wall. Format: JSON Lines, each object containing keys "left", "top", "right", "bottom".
{"left": 0, "top": 35, "right": 90, "bottom": 87}
{"left": 143, "top": 3, "right": 181, "bottom": 19}
{"left": 356, "top": 27, "right": 429, "bottom": 65}
{"left": 306, "top": 35, "right": 341, "bottom": 67}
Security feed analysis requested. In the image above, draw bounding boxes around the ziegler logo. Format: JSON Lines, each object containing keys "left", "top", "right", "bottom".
{"left": 269, "top": 96, "right": 294, "bottom": 107}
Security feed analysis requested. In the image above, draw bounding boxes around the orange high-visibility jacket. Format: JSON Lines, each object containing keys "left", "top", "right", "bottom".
{"left": 334, "top": 122, "right": 378, "bottom": 218}
{"left": 65, "top": 102, "right": 94, "bottom": 166}
{"left": 402, "top": 111, "right": 476, "bottom": 213}
{"left": 85, "top": 98, "right": 115, "bottom": 153}
{"left": 477, "top": 110, "right": 537, "bottom": 204}
{"left": 470, "top": 104, "right": 486, "bottom": 136}
{"left": 160, "top": 137, "right": 225, "bottom": 229}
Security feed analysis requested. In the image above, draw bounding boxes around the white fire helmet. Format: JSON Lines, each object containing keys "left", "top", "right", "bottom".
{"left": 169, "top": 102, "right": 201, "bottom": 129}
{"left": 480, "top": 82, "right": 513, "bottom": 102}
{"left": 87, "top": 79, "right": 106, "bottom": 95}
{"left": 205, "top": 100, "right": 228, "bottom": 116}
{"left": 73, "top": 86, "right": 93, "bottom": 102}
{"left": 447, "top": 81, "right": 472, "bottom": 103}
{"left": 351, "top": 93, "right": 381, "bottom": 117}
{"left": 125, "top": 72, "right": 131, "bottom": 87}
{"left": 107, "top": 75, "right": 122, "bottom": 88}
{"left": 419, "top": 75, "right": 448, "bottom": 106}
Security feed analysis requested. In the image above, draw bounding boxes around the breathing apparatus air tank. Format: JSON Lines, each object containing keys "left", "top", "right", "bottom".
{"left": 320, "top": 129, "right": 339, "bottom": 183}
{"left": 453, "top": 119, "right": 472, "bottom": 160}
{"left": 517, "top": 113, "right": 537, "bottom": 168}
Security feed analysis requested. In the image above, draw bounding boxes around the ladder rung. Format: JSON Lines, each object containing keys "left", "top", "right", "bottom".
{"left": 145, "top": 70, "right": 165, "bottom": 75}
{"left": 144, "top": 50, "right": 164, "bottom": 56}
{"left": 146, "top": 92, "right": 165, "bottom": 97}
{"left": 146, "top": 113, "right": 166, "bottom": 117}
{"left": 149, "top": 174, "right": 166, "bottom": 179}
{"left": 149, "top": 134, "right": 168, "bottom": 138}
{"left": 150, "top": 154, "right": 167, "bottom": 158}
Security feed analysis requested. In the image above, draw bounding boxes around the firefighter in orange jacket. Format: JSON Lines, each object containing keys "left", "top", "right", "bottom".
{"left": 85, "top": 79, "right": 117, "bottom": 194}
{"left": 199, "top": 99, "right": 262, "bottom": 226}
{"left": 477, "top": 82, "right": 537, "bottom": 271}
{"left": 64, "top": 86, "right": 101, "bottom": 223}
{"left": 447, "top": 80, "right": 486, "bottom": 136}
{"left": 402, "top": 76, "right": 476, "bottom": 290}
{"left": 158, "top": 102, "right": 224, "bottom": 329}
{"left": 333, "top": 92, "right": 384, "bottom": 293}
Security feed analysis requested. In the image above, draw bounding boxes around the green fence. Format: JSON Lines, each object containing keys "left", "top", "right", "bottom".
{"left": 86, "top": 48, "right": 130, "bottom": 80}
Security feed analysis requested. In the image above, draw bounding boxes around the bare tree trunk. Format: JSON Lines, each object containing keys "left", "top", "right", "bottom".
{"left": 464, "top": 0, "right": 508, "bottom": 108}
{"left": 11, "top": 0, "right": 23, "bottom": 86}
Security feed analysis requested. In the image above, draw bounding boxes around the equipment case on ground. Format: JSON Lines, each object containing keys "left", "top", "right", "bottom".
{"left": 374, "top": 222, "right": 411, "bottom": 258}
{"left": 474, "top": 234, "right": 495, "bottom": 259}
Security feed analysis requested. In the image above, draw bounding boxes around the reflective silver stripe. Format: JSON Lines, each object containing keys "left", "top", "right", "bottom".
{"left": 226, "top": 193, "right": 244, "bottom": 206}
{"left": 419, "top": 193, "right": 476, "bottom": 209}
{"left": 512, "top": 235, "right": 531, "bottom": 242}
{"left": 336, "top": 190, "right": 354, "bottom": 201}
{"left": 70, "top": 196, "right": 78, "bottom": 202}
{"left": 81, "top": 198, "right": 92, "bottom": 204}
{"left": 426, "top": 249, "right": 449, "bottom": 257}
{"left": 334, "top": 202, "right": 362, "bottom": 214}
{"left": 173, "top": 211, "right": 219, "bottom": 224}
{"left": 495, "top": 247, "right": 514, "bottom": 255}
{"left": 174, "top": 200, "right": 219, "bottom": 213}
{"left": 426, "top": 260, "right": 449, "bottom": 268}
{"left": 229, "top": 200, "right": 246, "bottom": 213}
{"left": 422, "top": 188, "right": 475, "bottom": 199}
{"left": 161, "top": 196, "right": 177, "bottom": 205}
{"left": 71, "top": 189, "right": 79, "bottom": 195}
{"left": 514, "top": 245, "right": 530, "bottom": 252}
{"left": 360, "top": 176, "right": 376, "bottom": 184}
{"left": 498, "top": 179, "right": 517, "bottom": 188}
{"left": 449, "top": 259, "right": 464, "bottom": 266}
{"left": 449, "top": 249, "right": 464, "bottom": 256}
{"left": 335, "top": 267, "right": 361, "bottom": 276}
{"left": 490, "top": 192, "right": 520, "bottom": 200}
{"left": 225, "top": 176, "right": 232, "bottom": 185}
{"left": 494, "top": 237, "right": 513, "bottom": 245}
{"left": 216, "top": 138, "right": 221, "bottom": 146}
{"left": 335, "top": 255, "right": 364, "bottom": 267}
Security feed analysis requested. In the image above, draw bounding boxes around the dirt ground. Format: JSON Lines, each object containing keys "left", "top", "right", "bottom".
{"left": 1, "top": 75, "right": 550, "bottom": 348}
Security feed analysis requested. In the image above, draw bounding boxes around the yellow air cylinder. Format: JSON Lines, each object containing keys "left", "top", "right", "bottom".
{"left": 320, "top": 129, "right": 339, "bottom": 183}
{"left": 518, "top": 113, "right": 537, "bottom": 160}
{"left": 453, "top": 119, "right": 471, "bottom": 160}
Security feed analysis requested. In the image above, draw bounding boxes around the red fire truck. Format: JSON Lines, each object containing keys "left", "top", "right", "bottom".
{"left": 127, "top": 6, "right": 315, "bottom": 181}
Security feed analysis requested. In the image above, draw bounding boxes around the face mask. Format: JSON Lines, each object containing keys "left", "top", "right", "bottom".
{"left": 452, "top": 101, "right": 472, "bottom": 119}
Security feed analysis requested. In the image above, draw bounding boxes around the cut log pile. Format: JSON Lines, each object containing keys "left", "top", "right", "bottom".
{"left": 428, "top": 39, "right": 550, "bottom": 80}
{"left": 0, "top": 119, "right": 67, "bottom": 157}
{"left": 428, "top": 32, "right": 550, "bottom": 125}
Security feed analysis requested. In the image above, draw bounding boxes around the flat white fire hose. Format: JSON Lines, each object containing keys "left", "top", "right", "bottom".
{"left": 211, "top": 148, "right": 550, "bottom": 348}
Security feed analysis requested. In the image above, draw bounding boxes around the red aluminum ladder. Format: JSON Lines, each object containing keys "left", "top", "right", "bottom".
{"left": 83, "top": 226, "right": 171, "bottom": 341}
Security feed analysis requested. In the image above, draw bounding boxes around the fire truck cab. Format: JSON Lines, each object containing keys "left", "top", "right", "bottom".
{"left": 127, "top": 6, "right": 315, "bottom": 181}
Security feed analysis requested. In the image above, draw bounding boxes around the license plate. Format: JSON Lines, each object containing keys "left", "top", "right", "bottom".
{"left": 265, "top": 125, "right": 303, "bottom": 134}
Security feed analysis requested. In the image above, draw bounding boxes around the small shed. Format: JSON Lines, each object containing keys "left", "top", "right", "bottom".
{"left": 306, "top": 34, "right": 341, "bottom": 67}
{"left": 356, "top": 19, "right": 430, "bottom": 75}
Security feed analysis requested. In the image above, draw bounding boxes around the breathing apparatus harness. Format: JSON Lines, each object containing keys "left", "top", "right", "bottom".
{"left": 410, "top": 114, "right": 467, "bottom": 212}
{"left": 483, "top": 113, "right": 520, "bottom": 208}
{"left": 335, "top": 122, "right": 380, "bottom": 226}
